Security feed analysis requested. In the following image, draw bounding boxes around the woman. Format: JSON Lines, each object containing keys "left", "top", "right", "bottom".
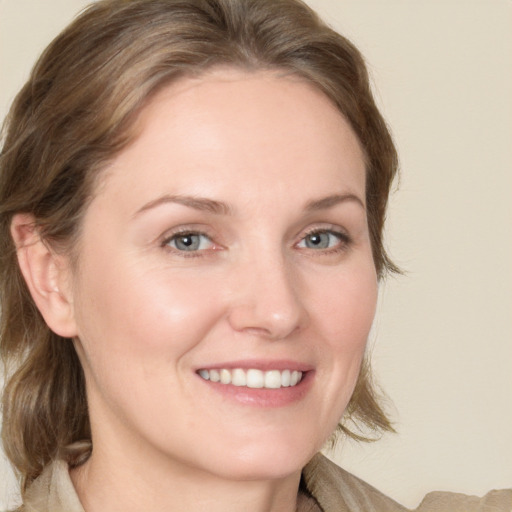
{"left": 0, "top": 1, "right": 510, "bottom": 511}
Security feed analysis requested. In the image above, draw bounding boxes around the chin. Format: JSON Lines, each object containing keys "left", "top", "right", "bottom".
{"left": 196, "top": 431, "right": 321, "bottom": 482}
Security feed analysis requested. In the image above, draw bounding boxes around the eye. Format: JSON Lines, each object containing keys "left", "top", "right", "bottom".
{"left": 164, "top": 232, "right": 214, "bottom": 252}
{"left": 297, "top": 230, "right": 347, "bottom": 250}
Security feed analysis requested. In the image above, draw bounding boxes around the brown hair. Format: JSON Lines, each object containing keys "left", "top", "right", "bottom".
{"left": 0, "top": 0, "right": 398, "bottom": 494}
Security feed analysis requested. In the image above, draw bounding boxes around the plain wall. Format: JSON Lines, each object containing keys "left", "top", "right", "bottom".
{"left": 1, "top": 0, "right": 511, "bottom": 509}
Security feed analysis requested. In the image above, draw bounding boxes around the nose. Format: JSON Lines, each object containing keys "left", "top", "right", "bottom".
{"left": 227, "top": 251, "right": 308, "bottom": 340}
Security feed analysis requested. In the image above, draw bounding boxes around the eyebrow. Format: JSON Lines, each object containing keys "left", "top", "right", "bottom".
{"left": 133, "top": 194, "right": 232, "bottom": 217}
{"left": 304, "top": 193, "right": 365, "bottom": 212}
{"left": 133, "top": 192, "right": 364, "bottom": 218}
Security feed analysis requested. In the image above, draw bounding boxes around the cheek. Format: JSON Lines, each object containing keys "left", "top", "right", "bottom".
{"left": 307, "top": 262, "right": 377, "bottom": 402}
{"left": 71, "top": 260, "right": 228, "bottom": 436}
{"left": 309, "top": 263, "right": 378, "bottom": 348}
{"left": 287, "top": 260, "right": 378, "bottom": 445}
{"left": 72, "top": 253, "right": 224, "bottom": 371}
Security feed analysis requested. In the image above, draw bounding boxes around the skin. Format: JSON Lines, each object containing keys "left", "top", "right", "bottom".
{"left": 14, "top": 68, "right": 378, "bottom": 512}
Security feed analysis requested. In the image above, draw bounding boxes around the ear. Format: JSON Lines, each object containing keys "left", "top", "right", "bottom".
{"left": 11, "top": 213, "right": 78, "bottom": 338}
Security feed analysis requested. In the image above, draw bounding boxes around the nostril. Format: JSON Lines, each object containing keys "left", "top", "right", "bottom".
{"left": 227, "top": 304, "right": 304, "bottom": 341}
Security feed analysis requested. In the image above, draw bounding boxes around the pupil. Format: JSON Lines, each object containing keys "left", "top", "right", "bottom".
{"left": 306, "top": 232, "right": 330, "bottom": 249}
{"left": 175, "top": 234, "right": 199, "bottom": 251}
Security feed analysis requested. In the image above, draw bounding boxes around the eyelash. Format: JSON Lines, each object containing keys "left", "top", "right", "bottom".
{"left": 160, "top": 227, "right": 352, "bottom": 257}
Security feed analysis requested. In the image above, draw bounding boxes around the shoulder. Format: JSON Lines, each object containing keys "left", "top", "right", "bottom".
{"left": 414, "top": 489, "right": 512, "bottom": 512}
{"left": 302, "top": 454, "right": 512, "bottom": 512}
{"left": 302, "top": 453, "right": 409, "bottom": 512}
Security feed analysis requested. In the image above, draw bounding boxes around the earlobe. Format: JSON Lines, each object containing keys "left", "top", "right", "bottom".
{"left": 11, "top": 213, "right": 78, "bottom": 338}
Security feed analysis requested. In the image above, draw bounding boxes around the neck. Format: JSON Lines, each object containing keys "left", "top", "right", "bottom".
{"left": 70, "top": 440, "right": 302, "bottom": 512}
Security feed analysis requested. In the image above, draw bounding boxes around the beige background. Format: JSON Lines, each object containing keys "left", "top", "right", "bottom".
{"left": 1, "top": 0, "right": 511, "bottom": 509}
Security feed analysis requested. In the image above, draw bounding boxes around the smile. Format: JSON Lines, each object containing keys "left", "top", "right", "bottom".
{"left": 197, "top": 368, "right": 303, "bottom": 389}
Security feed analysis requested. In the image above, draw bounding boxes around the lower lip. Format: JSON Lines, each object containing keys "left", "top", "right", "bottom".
{"left": 197, "top": 371, "right": 314, "bottom": 408}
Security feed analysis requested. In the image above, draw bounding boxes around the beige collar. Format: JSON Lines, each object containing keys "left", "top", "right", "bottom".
{"left": 23, "top": 452, "right": 512, "bottom": 512}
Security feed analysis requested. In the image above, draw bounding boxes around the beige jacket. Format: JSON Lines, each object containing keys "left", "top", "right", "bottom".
{"left": 21, "top": 453, "right": 511, "bottom": 512}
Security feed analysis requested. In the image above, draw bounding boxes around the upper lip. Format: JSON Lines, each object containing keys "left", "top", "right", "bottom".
{"left": 195, "top": 359, "right": 314, "bottom": 372}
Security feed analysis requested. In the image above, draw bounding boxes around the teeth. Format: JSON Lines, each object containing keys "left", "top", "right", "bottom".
{"left": 198, "top": 369, "right": 210, "bottom": 380}
{"left": 264, "top": 370, "right": 281, "bottom": 389}
{"left": 232, "top": 368, "right": 246, "bottom": 386}
{"left": 281, "top": 369, "right": 291, "bottom": 387}
{"left": 246, "top": 369, "right": 264, "bottom": 388}
{"left": 220, "top": 369, "right": 231, "bottom": 385}
{"left": 198, "top": 368, "right": 303, "bottom": 389}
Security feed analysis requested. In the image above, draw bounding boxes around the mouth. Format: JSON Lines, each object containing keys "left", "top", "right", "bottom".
{"left": 197, "top": 368, "right": 304, "bottom": 389}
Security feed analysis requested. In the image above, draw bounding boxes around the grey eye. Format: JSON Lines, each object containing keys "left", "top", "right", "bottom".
{"left": 167, "top": 233, "right": 212, "bottom": 251}
{"left": 304, "top": 232, "right": 334, "bottom": 249}
{"left": 298, "top": 231, "right": 343, "bottom": 250}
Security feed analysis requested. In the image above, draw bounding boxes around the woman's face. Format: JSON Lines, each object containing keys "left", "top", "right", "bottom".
{"left": 68, "top": 69, "right": 377, "bottom": 480}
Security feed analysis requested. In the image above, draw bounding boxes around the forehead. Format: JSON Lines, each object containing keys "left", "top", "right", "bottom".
{"left": 95, "top": 68, "right": 366, "bottom": 213}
